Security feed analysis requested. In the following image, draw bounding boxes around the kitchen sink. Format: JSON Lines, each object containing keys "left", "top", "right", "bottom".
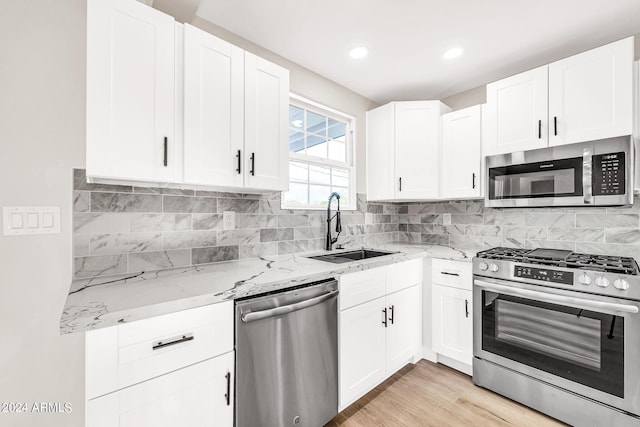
{"left": 307, "top": 249, "right": 397, "bottom": 264}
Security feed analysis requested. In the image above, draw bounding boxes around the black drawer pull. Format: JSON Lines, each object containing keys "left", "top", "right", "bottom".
{"left": 152, "top": 333, "right": 194, "bottom": 350}
{"left": 472, "top": 173, "right": 476, "bottom": 189}
{"left": 250, "top": 152, "right": 255, "bottom": 176}
{"left": 554, "top": 116, "right": 557, "bottom": 136}
{"left": 382, "top": 307, "right": 388, "bottom": 327}
{"left": 441, "top": 271, "right": 460, "bottom": 277}
{"left": 399, "top": 177, "right": 402, "bottom": 192}
{"left": 389, "top": 305, "right": 395, "bottom": 325}
{"left": 465, "top": 299, "right": 469, "bottom": 318}
{"left": 236, "top": 149, "right": 241, "bottom": 174}
{"left": 538, "top": 120, "right": 542, "bottom": 139}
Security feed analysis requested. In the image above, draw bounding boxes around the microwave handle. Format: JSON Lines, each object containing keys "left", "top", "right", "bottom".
{"left": 582, "top": 147, "right": 593, "bottom": 204}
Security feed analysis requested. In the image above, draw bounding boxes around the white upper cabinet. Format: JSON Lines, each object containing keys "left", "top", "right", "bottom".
{"left": 484, "top": 37, "right": 633, "bottom": 156}
{"left": 184, "top": 27, "right": 289, "bottom": 191}
{"left": 548, "top": 37, "right": 634, "bottom": 146}
{"left": 86, "top": 0, "right": 179, "bottom": 184}
{"left": 244, "top": 53, "right": 290, "bottom": 191}
{"left": 367, "top": 101, "right": 450, "bottom": 201}
{"left": 484, "top": 66, "right": 548, "bottom": 155}
{"left": 183, "top": 24, "right": 244, "bottom": 188}
{"left": 441, "top": 105, "right": 482, "bottom": 199}
{"left": 87, "top": 2, "right": 289, "bottom": 191}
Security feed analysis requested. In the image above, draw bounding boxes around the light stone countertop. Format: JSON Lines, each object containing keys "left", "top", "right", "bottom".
{"left": 60, "top": 243, "right": 476, "bottom": 334}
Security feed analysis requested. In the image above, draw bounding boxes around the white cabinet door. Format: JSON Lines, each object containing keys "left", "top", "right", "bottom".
{"left": 86, "top": 0, "right": 177, "bottom": 183}
{"left": 441, "top": 105, "right": 482, "bottom": 199}
{"left": 339, "top": 297, "right": 386, "bottom": 409}
{"left": 432, "top": 285, "right": 472, "bottom": 366}
{"left": 484, "top": 66, "right": 548, "bottom": 155}
{"left": 395, "top": 101, "right": 446, "bottom": 199}
{"left": 548, "top": 37, "right": 633, "bottom": 147}
{"left": 366, "top": 104, "right": 395, "bottom": 201}
{"left": 183, "top": 24, "right": 244, "bottom": 187}
{"left": 244, "top": 52, "right": 290, "bottom": 191}
{"left": 385, "top": 285, "right": 420, "bottom": 375}
{"left": 87, "top": 351, "right": 234, "bottom": 427}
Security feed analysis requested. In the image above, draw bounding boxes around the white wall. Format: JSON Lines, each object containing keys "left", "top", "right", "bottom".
{"left": 0, "top": 1, "right": 86, "bottom": 426}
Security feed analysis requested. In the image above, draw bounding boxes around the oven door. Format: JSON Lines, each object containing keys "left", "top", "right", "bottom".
{"left": 473, "top": 277, "right": 640, "bottom": 415}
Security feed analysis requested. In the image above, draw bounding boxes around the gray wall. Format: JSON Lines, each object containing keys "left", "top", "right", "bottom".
{"left": 0, "top": 1, "right": 86, "bottom": 426}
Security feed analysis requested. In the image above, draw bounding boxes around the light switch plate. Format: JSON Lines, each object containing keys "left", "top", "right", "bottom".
{"left": 3, "top": 207, "right": 61, "bottom": 235}
{"left": 365, "top": 212, "right": 374, "bottom": 225}
{"left": 223, "top": 211, "right": 235, "bottom": 230}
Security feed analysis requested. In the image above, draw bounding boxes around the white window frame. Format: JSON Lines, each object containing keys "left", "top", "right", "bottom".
{"left": 282, "top": 93, "right": 357, "bottom": 210}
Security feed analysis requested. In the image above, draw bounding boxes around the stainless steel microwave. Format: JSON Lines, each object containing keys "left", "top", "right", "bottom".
{"left": 485, "top": 136, "right": 634, "bottom": 208}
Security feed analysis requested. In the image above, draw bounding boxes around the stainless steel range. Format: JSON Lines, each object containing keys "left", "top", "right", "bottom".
{"left": 473, "top": 247, "right": 640, "bottom": 427}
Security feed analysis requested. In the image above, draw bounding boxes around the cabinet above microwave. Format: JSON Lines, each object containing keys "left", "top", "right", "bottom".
{"left": 482, "top": 37, "right": 634, "bottom": 157}
{"left": 485, "top": 136, "right": 634, "bottom": 208}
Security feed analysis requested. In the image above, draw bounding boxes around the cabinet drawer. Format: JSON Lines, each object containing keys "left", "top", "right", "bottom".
{"left": 431, "top": 259, "right": 472, "bottom": 291}
{"left": 339, "top": 268, "right": 386, "bottom": 310}
{"left": 86, "top": 302, "right": 233, "bottom": 399}
{"left": 386, "top": 259, "right": 422, "bottom": 294}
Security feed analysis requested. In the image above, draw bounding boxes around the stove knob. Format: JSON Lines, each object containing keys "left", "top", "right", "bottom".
{"left": 613, "top": 279, "right": 629, "bottom": 291}
{"left": 595, "top": 276, "right": 610, "bottom": 288}
{"left": 489, "top": 263, "right": 499, "bottom": 272}
{"left": 478, "top": 262, "right": 488, "bottom": 271}
{"left": 578, "top": 273, "right": 592, "bottom": 285}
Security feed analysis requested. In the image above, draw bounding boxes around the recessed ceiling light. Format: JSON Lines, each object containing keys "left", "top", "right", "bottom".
{"left": 291, "top": 119, "right": 303, "bottom": 128}
{"left": 349, "top": 46, "right": 369, "bottom": 59}
{"left": 443, "top": 47, "right": 463, "bottom": 60}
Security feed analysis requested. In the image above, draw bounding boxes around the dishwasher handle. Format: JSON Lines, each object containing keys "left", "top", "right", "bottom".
{"left": 241, "top": 290, "right": 338, "bottom": 323}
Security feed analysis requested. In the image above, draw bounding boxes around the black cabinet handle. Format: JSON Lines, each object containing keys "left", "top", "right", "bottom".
{"left": 152, "top": 333, "right": 193, "bottom": 351}
{"left": 250, "top": 153, "right": 255, "bottom": 176}
{"left": 538, "top": 120, "right": 542, "bottom": 139}
{"left": 382, "top": 307, "right": 388, "bottom": 327}
{"left": 472, "top": 173, "right": 476, "bottom": 189}
{"left": 399, "top": 177, "right": 402, "bottom": 192}
{"left": 236, "top": 150, "right": 241, "bottom": 174}
{"left": 441, "top": 271, "right": 459, "bottom": 276}
{"left": 553, "top": 116, "right": 557, "bottom": 136}
{"left": 389, "top": 305, "right": 395, "bottom": 325}
{"left": 465, "top": 299, "right": 469, "bottom": 318}
{"left": 224, "top": 372, "right": 231, "bottom": 406}
{"left": 163, "top": 137, "right": 168, "bottom": 167}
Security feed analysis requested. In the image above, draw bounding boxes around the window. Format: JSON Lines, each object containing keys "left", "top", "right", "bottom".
{"left": 283, "top": 94, "right": 356, "bottom": 210}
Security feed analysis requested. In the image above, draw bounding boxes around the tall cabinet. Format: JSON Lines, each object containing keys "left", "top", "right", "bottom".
{"left": 366, "top": 101, "right": 451, "bottom": 201}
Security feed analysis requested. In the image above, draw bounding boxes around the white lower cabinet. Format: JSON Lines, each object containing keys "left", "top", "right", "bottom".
{"left": 87, "top": 351, "right": 234, "bottom": 427}
{"left": 85, "top": 302, "right": 234, "bottom": 427}
{"left": 339, "top": 259, "right": 422, "bottom": 409}
{"left": 431, "top": 259, "right": 473, "bottom": 374}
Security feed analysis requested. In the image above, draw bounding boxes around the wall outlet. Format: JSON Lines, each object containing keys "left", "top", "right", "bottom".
{"left": 223, "top": 211, "right": 235, "bottom": 230}
{"left": 442, "top": 213, "right": 452, "bottom": 225}
{"left": 365, "top": 212, "right": 374, "bottom": 225}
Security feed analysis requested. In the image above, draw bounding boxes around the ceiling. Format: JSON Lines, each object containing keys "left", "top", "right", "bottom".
{"left": 194, "top": 0, "right": 640, "bottom": 104}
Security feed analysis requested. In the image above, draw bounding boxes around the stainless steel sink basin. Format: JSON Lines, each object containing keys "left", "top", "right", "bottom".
{"left": 307, "top": 249, "right": 397, "bottom": 264}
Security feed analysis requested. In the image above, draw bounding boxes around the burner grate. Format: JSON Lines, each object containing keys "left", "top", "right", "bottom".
{"left": 476, "top": 247, "right": 639, "bottom": 275}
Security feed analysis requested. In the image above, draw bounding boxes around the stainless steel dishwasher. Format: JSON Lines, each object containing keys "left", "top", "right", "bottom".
{"left": 235, "top": 278, "right": 338, "bottom": 427}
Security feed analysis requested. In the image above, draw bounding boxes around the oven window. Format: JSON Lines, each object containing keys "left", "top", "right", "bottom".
{"left": 482, "top": 291, "right": 624, "bottom": 397}
{"left": 489, "top": 157, "right": 583, "bottom": 200}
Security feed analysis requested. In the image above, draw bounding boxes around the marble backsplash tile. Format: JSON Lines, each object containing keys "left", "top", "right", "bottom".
{"left": 397, "top": 198, "right": 640, "bottom": 263}
{"left": 72, "top": 169, "right": 401, "bottom": 279}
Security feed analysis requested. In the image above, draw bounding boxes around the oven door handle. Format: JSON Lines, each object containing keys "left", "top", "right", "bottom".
{"left": 474, "top": 280, "right": 639, "bottom": 315}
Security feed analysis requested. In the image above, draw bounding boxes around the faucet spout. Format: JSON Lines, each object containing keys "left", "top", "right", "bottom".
{"left": 326, "top": 192, "right": 342, "bottom": 251}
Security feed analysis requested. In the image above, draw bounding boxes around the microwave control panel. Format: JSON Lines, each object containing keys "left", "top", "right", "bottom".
{"left": 593, "top": 152, "right": 625, "bottom": 196}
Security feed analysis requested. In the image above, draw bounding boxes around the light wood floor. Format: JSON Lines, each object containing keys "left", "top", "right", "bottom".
{"left": 326, "top": 360, "right": 566, "bottom": 427}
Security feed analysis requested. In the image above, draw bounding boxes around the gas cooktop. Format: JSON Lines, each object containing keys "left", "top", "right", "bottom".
{"left": 476, "top": 247, "right": 639, "bottom": 275}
